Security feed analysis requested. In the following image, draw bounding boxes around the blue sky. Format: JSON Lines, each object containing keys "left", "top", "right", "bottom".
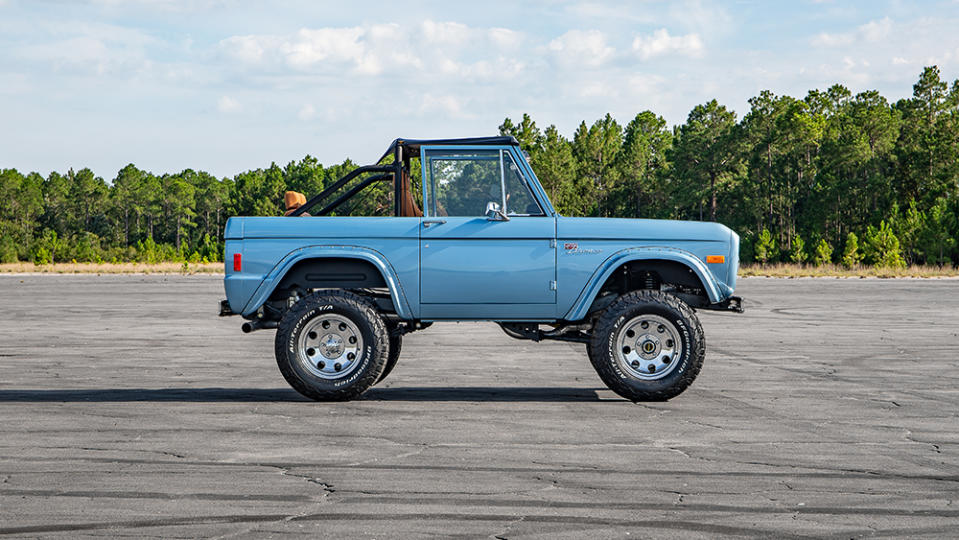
{"left": 2, "top": 0, "right": 959, "bottom": 179}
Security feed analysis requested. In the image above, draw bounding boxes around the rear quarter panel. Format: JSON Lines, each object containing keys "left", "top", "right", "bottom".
{"left": 224, "top": 217, "right": 420, "bottom": 317}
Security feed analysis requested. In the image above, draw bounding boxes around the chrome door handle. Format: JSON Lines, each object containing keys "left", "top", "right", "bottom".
{"left": 423, "top": 219, "right": 447, "bottom": 228}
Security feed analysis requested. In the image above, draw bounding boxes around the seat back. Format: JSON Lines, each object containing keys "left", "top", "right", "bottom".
{"left": 284, "top": 191, "right": 307, "bottom": 216}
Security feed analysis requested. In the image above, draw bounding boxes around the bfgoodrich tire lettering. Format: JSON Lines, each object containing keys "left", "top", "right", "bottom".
{"left": 275, "top": 290, "right": 388, "bottom": 401}
{"left": 588, "top": 290, "right": 705, "bottom": 401}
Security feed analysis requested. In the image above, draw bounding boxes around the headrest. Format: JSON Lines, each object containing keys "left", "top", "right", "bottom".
{"left": 284, "top": 191, "right": 307, "bottom": 210}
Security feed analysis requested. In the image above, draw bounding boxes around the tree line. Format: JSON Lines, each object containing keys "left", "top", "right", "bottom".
{"left": 501, "top": 66, "right": 959, "bottom": 267}
{"left": 1, "top": 66, "right": 957, "bottom": 267}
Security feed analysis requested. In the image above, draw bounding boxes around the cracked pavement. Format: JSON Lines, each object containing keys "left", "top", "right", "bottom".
{"left": 0, "top": 275, "right": 957, "bottom": 538}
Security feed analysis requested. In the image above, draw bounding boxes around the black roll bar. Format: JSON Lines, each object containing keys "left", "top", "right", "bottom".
{"left": 289, "top": 164, "right": 395, "bottom": 217}
{"left": 316, "top": 174, "right": 392, "bottom": 216}
{"left": 393, "top": 143, "right": 403, "bottom": 217}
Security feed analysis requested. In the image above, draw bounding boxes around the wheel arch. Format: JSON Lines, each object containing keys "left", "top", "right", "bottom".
{"left": 564, "top": 247, "right": 729, "bottom": 321}
{"left": 240, "top": 245, "right": 414, "bottom": 320}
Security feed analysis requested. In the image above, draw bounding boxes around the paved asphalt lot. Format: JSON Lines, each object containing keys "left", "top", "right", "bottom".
{"left": 0, "top": 275, "right": 957, "bottom": 538}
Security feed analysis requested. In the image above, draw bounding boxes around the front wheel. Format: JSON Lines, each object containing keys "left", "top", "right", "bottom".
{"left": 274, "top": 291, "right": 389, "bottom": 401}
{"left": 588, "top": 290, "right": 705, "bottom": 401}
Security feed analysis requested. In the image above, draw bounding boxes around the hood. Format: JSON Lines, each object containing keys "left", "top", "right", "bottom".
{"left": 557, "top": 217, "right": 732, "bottom": 243}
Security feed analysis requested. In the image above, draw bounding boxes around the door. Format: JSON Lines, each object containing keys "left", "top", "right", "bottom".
{"left": 419, "top": 147, "right": 556, "bottom": 318}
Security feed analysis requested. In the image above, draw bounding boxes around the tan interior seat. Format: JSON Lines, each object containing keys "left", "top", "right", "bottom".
{"left": 284, "top": 191, "right": 309, "bottom": 216}
{"left": 398, "top": 171, "right": 422, "bottom": 217}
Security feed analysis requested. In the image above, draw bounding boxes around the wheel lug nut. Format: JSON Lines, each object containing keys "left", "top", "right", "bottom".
{"left": 339, "top": 323, "right": 347, "bottom": 331}
{"left": 308, "top": 331, "right": 317, "bottom": 340}
{"left": 334, "top": 363, "right": 342, "bottom": 371}
{"left": 662, "top": 356, "right": 671, "bottom": 364}
{"left": 648, "top": 365, "right": 656, "bottom": 373}
{"left": 626, "top": 330, "right": 635, "bottom": 338}
{"left": 317, "top": 361, "right": 325, "bottom": 369}
{"left": 306, "top": 348, "right": 315, "bottom": 356}
{"left": 666, "top": 339, "right": 674, "bottom": 348}
{"left": 322, "top": 321, "right": 330, "bottom": 329}
{"left": 631, "top": 360, "right": 640, "bottom": 368}
{"left": 347, "top": 352, "right": 356, "bottom": 361}
{"left": 348, "top": 336, "right": 356, "bottom": 344}
{"left": 622, "top": 346, "right": 631, "bottom": 354}
{"left": 640, "top": 321, "right": 649, "bottom": 329}
{"left": 657, "top": 325, "right": 665, "bottom": 333}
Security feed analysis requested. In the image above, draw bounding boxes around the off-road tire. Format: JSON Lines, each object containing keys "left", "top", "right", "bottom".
{"left": 275, "top": 290, "right": 388, "bottom": 401}
{"left": 588, "top": 290, "right": 705, "bottom": 401}
{"left": 376, "top": 331, "right": 402, "bottom": 384}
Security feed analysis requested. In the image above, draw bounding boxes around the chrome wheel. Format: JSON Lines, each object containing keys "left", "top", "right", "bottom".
{"left": 615, "top": 314, "right": 683, "bottom": 380}
{"left": 296, "top": 314, "right": 364, "bottom": 379}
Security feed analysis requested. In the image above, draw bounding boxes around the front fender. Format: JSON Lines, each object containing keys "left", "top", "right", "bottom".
{"left": 563, "top": 246, "right": 731, "bottom": 321}
{"left": 237, "top": 245, "right": 415, "bottom": 320}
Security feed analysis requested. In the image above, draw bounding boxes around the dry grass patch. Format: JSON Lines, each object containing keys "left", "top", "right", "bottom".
{"left": 3, "top": 261, "right": 958, "bottom": 278}
{"left": 740, "top": 263, "right": 959, "bottom": 278}
{"left": 0, "top": 262, "right": 223, "bottom": 274}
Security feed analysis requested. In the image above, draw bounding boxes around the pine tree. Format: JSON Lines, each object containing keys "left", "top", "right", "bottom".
{"left": 863, "top": 221, "right": 906, "bottom": 268}
{"left": 789, "top": 234, "right": 807, "bottom": 264}
{"left": 812, "top": 238, "right": 833, "bottom": 266}
{"left": 755, "top": 228, "right": 777, "bottom": 265}
{"left": 841, "top": 232, "right": 862, "bottom": 268}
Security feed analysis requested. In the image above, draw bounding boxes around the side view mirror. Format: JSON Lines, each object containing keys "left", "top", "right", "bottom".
{"left": 485, "top": 201, "right": 510, "bottom": 221}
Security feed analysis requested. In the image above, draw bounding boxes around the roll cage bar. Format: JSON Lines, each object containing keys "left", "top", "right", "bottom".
{"left": 288, "top": 136, "right": 520, "bottom": 217}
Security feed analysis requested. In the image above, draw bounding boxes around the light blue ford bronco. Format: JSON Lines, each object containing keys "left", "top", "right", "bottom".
{"left": 220, "top": 136, "right": 742, "bottom": 402}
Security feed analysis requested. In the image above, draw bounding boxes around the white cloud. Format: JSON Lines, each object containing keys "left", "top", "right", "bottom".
{"left": 298, "top": 103, "right": 315, "bottom": 120}
{"left": 488, "top": 27, "right": 523, "bottom": 50}
{"left": 631, "top": 29, "right": 703, "bottom": 60}
{"left": 419, "top": 94, "right": 472, "bottom": 119}
{"left": 812, "top": 16, "right": 892, "bottom": 47}
{"left": 420, "top": 20, "right": 470, "bottom": 46}
{"left": 217, "top": 20, "right": 531, "bottom": 78}
{"left": 217, "top": 96, "right": 240, "bottom": 113}
{"left": 548, "top": 29, "right": 615, "bottom": 67}
{"left": 280, "top": 27, "right": 366, "bottom": 69}
{"left": 17, "top": 22, "right": 156, "bottom": 76}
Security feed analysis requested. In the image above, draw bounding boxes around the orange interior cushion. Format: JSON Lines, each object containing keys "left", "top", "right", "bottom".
{"left": 284, "top": 191, "right": 306, "bottom": 210}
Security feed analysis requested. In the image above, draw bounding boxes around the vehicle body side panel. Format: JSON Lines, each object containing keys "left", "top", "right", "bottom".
{"left": 555, "top": 217, "right": 735, "bottom": 320}
{"left": 419, "top": 217, "right": 555, "bottom": 305}
{"left": 224, "top": 217, "right": 420, "bottom": 318}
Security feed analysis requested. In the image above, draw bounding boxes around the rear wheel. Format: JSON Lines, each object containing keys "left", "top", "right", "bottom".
{"left": 275, "top": 291, "right": 388, "bottom": 401}
{"left": 588, "top": 290, "right": 705, "bottom": 401}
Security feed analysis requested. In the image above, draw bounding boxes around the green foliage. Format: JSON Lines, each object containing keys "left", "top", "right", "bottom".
{"left": 1, "top": 66, "right": 958, "bottom": 269}
{"left": 813, "top": 238, "right": 833, "bottom": 266}
{"left": 789, "top": 234, "right": 807, "bottom": 264}
{"left": 841, "top": 232, "right": 862, "bottom": 268}
{"left": 863, "top": 221, "right": 906, "bottom": 268}
{"left": 920, "top": 197, "right": 957, "bottom": 266}
{"left": 33, "top": 247, "right": 51, "bottom": 265}
{"left": 0, "top": 235, "right": 17, "bottom": 263}
{"left": 755, "top": 229, "right": 777, "bottom": 265}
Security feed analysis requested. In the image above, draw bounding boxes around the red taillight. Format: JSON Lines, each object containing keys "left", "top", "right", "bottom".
{"left": 233, "top": 253, "right": 242, "bottom": 272}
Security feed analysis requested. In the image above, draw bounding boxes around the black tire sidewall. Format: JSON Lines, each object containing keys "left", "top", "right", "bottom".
{"left": 276, "top": 294, "right": 386, "bottom": 398}
{"left": 376, "top": 333, "right": 402, "bottom": 384}
{"left": 591, "top": 292, "right": 703, "bottom": 399}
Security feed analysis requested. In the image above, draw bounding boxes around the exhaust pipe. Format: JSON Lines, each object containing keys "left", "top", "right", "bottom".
{"left": 241, "top": 319, "right": 279, "bottom": 333}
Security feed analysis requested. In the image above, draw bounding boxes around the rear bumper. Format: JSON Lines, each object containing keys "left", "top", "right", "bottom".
{"left": 702, "top": 295, "right": 744, "bottom": 313}
{"left": 219, "top": 299, "right": 236, "bottom": 317}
